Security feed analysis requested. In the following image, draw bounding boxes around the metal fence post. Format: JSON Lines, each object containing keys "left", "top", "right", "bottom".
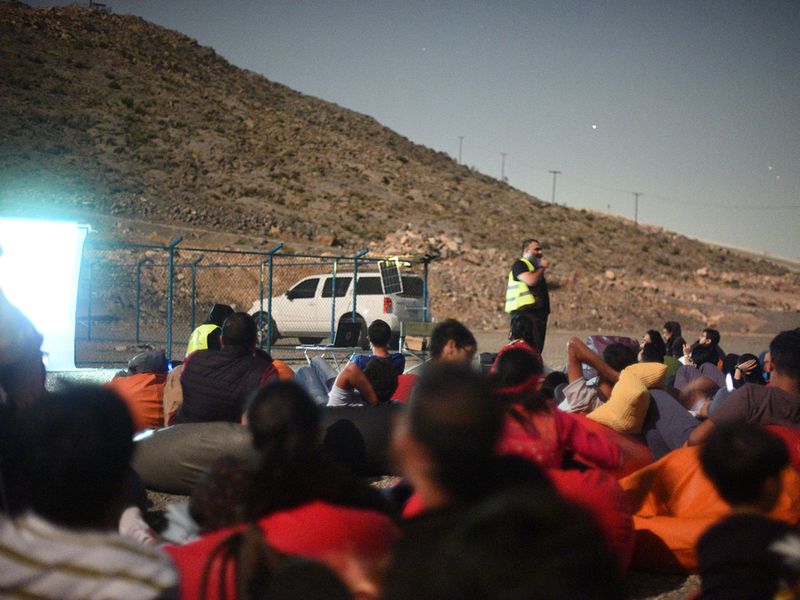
{"left": 352, "top": 249, "right": 368, "bottom": 322}
{"left": 423, "top": 259, "right": 430, "bottom": 323}
{"left": 265, "top": 243, "right": 283, "bottom": 352}
{"left": 190, "top": 255, "right": 204, "bottom": 330}
{"left": 166, "top": 237, "right": 183, "bottom": 361}
{"left": 135, "top": 257, "right": 151, "bottom": 343}
{"left": 329, "top": 259, "right": 338, "bottom": 341}
{"left": 87, "top": 261, "right": 94, "bottom": 341}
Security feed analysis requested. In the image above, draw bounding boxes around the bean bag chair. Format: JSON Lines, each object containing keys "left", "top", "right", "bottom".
{"left": 320, "top": 403, "right": 402, "bottom": 476}
{"left": 165, "top": 500, "right": 400, "bottom": 600}
{"left": 619, "top": 444, "right": 800, "bottom": 573}
{"left": 132, "top": 422, "right": 258, "bottom": 495}
{"left": 571, "top": 413, "right": 654, "bottom": 477}
{"left": 133, "top": 404, "right": 401, "bottom": 494}
{"left": 392, "top": 373, "right": 417, "bottom": 403}
{"left": 549, "top": 468, "right": 634, "bottom": 574}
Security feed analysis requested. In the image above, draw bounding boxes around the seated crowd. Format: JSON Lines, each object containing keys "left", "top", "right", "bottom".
{"left": 2, "top": 283, "right": 800, "bottom": 599}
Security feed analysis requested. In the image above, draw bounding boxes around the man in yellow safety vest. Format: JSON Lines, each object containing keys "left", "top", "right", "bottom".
{"left": 185, "top": 304, "right": 234, "bottom": 357}
{"left": 504, "top": 239, "right": 550, "bottom": 354}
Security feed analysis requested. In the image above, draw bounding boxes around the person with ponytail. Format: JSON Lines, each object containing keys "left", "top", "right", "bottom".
{"left": 166, "top": 381, "right": 399, "bottom": 600}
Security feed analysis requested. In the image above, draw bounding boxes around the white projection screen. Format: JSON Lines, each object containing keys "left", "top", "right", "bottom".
{"left": 0, "top": 219, "right": 88, "bottom": 370}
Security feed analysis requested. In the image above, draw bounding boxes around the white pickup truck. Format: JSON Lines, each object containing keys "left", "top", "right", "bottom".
{"left": 248, "top": 272, "right": 431, "bottom": 346}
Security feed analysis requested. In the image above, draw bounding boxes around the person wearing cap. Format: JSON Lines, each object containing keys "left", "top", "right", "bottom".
{"left": 186, "top": 304, "right": 234, "bottom": 357}
{"left": 106, "top": 349, "right": 169, "bottom": 430}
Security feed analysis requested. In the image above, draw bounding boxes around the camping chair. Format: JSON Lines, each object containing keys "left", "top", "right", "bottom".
{"left": 400, "top": 321, "right": 437, "bottom": 372}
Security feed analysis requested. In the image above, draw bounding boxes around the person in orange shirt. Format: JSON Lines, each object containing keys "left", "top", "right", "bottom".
{"left": 106, "top": 350, "right": 168, "bottom": 430}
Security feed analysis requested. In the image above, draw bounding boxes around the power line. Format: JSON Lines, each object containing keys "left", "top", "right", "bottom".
{"left": 502, "top": 155, "right": 799, "bottom": 211}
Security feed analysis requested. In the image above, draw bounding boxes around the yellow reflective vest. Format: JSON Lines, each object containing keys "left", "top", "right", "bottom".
{"left": 186, "top": 323, "right": 220, "bottom": 356}
{"left": 504, "top": 257, "right": 537, "bottom": 313}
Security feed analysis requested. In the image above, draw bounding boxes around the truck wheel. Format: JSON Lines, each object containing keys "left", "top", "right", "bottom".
{"left": 339, "top": 314, "right": 368, "bottom": 349}
{"left": 254, "top": 312, "right": 279, "bottom": 347}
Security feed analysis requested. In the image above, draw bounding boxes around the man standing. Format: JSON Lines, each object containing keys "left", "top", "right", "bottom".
{"left": 504, "top": 239, "right": 550, "bottom": 353}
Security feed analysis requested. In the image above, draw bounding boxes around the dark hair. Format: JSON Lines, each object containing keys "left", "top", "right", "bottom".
{"left": 691, "top": 343, "right": 718, "bottom": 368}
{"left": 640, "top": 342, "right": 665, "bottom": 364}
{"left": 208, "top": 304, "right": 235, "bottom": 327}
{"left": 200, "top": 523, "right": 352, "bottom": 600}
{"left": 429, "top": 319, "right": 476, "bottom": 360}
{"left": 662, "top": 321, "right": 682, "bottom": 340}
{"left": 602, "top": 343, "right": 637, "bottom": 374}
{"left": 222, "top": 312, "right": 258, "bottom": 349}
{"left": 521, "top": 238, "right": 539, "bottom": 254}
{"left": 539, "top": 371, "right": 568, "bottom": 403}
{"left": 246, "top": 381, "right": 320, "bottom": 452}
{"left": 722, "top": 353, "right": 740, "bottom": 376}
{"left": 12, "top": 385, "right": 134, "bottom": 528}
{"left": 703, "top": 328, "right": 721, "bottom": 346}
{"left": 430, "top": 489, "right": 622, "bottom": 600}
{"left": 770, "top": 329, "right": 800, "bottom": 384}
{"left": 243, "top": 382, "right": 321, "bottom": 517}
{"left": 367, "top": 319, "right": 392, "bottom": 347}
{"left": 362, "top": 356, "right": 398, "bottom": 402}
{"left": 645, "top": 330, "right": 666, "bottom": 355}
{"left": 700, "top": 423, "right": 788, "bottom": 506}
{"left": 737, "top": 353, "right": 766, "bottom": 385}
{"left": 408, "top": 364, "right": 502, "bottom": 501}
{"left": 488, "top": 348, "right": 546, "bottom": 411}
{"left": 642, "top": 330, "right": 666, "bottom": 363}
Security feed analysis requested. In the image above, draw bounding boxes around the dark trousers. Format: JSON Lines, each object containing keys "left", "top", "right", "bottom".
{"left": 510, "top": 310, "right": 548, "bottom": 354}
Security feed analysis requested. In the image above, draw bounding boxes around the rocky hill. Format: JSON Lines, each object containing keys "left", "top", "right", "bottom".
{"left": 2, "top": 1, "right": 798, "bottom": 334}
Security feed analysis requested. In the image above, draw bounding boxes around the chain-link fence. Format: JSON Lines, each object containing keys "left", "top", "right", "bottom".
{"left": 76, "top": 240, "right": 435, "bottom": 367}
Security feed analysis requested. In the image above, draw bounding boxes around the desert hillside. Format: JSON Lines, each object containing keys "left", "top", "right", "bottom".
{"left": 1, "top": 1, "right": 798, "bottom": 334}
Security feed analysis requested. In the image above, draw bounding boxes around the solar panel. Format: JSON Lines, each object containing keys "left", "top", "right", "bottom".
{"left": 379, "top": 259, "right": 404, "bottom": 295}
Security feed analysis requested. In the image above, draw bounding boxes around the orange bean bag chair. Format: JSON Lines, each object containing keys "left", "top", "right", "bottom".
{"left": 619, "top": 437, "right": 800, "bottom": 573}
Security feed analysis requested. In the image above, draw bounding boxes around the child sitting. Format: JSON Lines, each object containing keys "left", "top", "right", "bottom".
{"left": 697, "top": 423, "right": 800, "bottom": 599}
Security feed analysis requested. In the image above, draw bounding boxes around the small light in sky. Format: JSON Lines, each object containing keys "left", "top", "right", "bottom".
{"left": 591, "top": 124, "right": 598, "bottom": 130}
{"left": 422, "top": 47, "right": 427, "bottom": 52}
{"left": 768, "top": 165, "right": 774, "bottom": 171}
{"left": 776, "top": 175, "right": 781, "bottom": 181}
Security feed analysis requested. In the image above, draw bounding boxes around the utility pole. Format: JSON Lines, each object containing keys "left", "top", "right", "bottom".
{"left": 458, "top": 136, "right": 464, "bottom": 164}
{"left": 633, "top": 192, "right": 642, "bottom": 225}
{"left": 500, "top": 152, "right": 507, "bottom": 182}
{"left": 548, "top": 170, "right": 561, "bottom": 203}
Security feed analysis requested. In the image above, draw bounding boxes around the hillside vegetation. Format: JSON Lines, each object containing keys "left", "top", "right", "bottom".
{"left": 1, "top": 1, "right": 798, "bottom": 333}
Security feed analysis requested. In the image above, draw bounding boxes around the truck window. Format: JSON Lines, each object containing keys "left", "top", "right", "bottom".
{"left": 355, "top": 277, "right": 384, "bottom": 295}
{"left": 321, "top": 276, "right": 352, "bottom": 298}
{"left": 399, "top": 276, "right": 424, "bottom": 297}
{"left": 289, "top": 278, "right": 319, "bottom": 299}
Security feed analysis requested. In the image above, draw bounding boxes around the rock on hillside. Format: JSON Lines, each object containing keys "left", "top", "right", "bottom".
{"left": 1, "top": 2, "right": 798, "bottom": 333}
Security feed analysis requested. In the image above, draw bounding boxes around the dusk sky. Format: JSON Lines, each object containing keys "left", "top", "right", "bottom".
{"left": 31, "top": 1, "right": 800, "bottom": 259}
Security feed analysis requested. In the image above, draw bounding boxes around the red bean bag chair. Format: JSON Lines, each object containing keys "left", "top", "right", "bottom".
{"left": 392, "top": 373, "right": 417, "bottom": 403}
{"left": 165, "top": 501, "right": 399, "bottom": 600}
{"left": 570, "top": 412, "right": 654, "bottom": 477}
{"left": 549, "top": 468, "right": 635, "bottom": 574}
{"left": 619, "top": 443, "right": 800, "bottom": 573}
